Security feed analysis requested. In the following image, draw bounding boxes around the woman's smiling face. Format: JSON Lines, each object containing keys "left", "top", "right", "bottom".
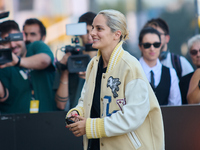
{"left": 91, "top": 14, "right": 116, "bottom": 51}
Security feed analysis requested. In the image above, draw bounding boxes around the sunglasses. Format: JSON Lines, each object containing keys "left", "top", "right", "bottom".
{"left": 190, "top": 49, "right": 200, "bottom": 56}
{"left": 140, "top": 42, "right": 161, "bottom": 49}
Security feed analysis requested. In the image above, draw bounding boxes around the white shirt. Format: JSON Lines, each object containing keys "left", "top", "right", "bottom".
{"left": 161, "top": 52, "right": 194, "bottom": 77}
{"left": 139, "top": 57, "right": 182, "bottom": 106}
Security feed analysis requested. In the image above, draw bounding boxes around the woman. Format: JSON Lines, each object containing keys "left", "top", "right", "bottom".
{"left": 186, "top": 35, "right": 200, "bottom": 104}
{"left": 66, "top": 9, "right": 164, "bottom": 150}
{"left": 138, "top": 27, "right": 181, "bottom": 106}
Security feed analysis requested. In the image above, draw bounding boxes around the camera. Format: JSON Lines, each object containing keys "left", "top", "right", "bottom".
{"left": 0, "top": 11, "right": 23, "bottom": 65}
{"left": 64, "top": 35, "right": 91, "bottom": 73}
{"left": 57, "top": 22, "right": 97, "bottom": 73}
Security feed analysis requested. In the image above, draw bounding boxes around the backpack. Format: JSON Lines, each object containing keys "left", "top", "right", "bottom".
{"left": 171, "top": 53, "right": 182, "bottom": 80}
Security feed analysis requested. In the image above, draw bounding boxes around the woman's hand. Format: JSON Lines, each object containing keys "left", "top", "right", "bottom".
{"left": 66, "top": 115, "right": 86, "bottom": 137}
{"left": 66, "top": 111, "right": 79, "bottom": 122}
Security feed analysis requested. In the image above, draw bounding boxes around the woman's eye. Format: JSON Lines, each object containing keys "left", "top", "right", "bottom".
{"left": 97, "top": 27, "right": 102, "bottom": 31}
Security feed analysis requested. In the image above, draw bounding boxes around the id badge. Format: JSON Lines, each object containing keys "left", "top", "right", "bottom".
{"left": 19, "top": 70, "right": 28, "bottom": 80}
{"left": 30, "top": 100, "right": 39, "bottom": 113}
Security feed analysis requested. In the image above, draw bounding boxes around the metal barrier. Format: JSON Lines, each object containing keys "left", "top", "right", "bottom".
{"left": 1, "top": 105, "right": 200, "bottom": 150}
{"left": 0, "top": 111, "right": 83, "bottom": 150}
{"left": 161, "top": 105, "right": 200, "bottom": 150}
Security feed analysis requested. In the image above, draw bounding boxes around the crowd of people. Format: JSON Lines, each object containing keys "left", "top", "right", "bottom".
{"left": 0, "top": 8, "right": 199, "bottom": 149}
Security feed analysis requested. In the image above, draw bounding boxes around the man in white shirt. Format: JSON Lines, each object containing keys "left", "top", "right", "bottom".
{"left": 143, "top": 18, "right": 193, "bottom": 80}
{"left": 138, "top": 26, "right": 181, "bottom": 106}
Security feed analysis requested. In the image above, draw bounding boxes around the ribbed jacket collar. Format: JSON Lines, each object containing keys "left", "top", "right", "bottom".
{"left": 97, "top": 41, "right": 124, "bottom": 73}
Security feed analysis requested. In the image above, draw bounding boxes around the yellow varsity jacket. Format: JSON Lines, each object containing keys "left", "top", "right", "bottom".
{"left": 67, "top": 41, "right": 165, "bottom": 150}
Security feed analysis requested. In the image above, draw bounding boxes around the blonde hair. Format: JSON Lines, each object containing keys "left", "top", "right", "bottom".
{"left": 98, "top": 9, "right": 129, "bottom": 41}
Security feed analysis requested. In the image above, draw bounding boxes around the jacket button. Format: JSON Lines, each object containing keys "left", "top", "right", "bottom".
{"left": 103, "top": 75, "right": 105, "bottom": 79}
{"left": 101, "top": 143, "right": 104, "bottom": 146}
{"left": 101, "top": 98, "right": 103, "bottom": 101}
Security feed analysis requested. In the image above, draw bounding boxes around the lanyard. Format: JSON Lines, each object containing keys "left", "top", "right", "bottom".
{"left": 27, "top": 70, "right": 35, "bottom": 100}
{"left": 20, "top": 68, "right": 35, "bottom": 100}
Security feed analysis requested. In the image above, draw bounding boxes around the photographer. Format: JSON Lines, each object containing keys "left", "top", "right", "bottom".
{"left": 0, "top": 20, "right": 58, "bottom": 114}
{"left": 23, "top": 18, "right": 46, "bottom": 44}
{"left": 55, "top": 12, "right": 97, "bottom": 110}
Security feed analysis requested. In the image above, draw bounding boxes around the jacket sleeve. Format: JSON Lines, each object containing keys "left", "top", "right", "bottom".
{"left": 86, "top": 78, "right": 150, "bottom": 139}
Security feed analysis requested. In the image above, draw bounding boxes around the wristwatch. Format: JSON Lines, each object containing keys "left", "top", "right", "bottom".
{"left": 15, "top": 56, "right": 21, "bottom": 67}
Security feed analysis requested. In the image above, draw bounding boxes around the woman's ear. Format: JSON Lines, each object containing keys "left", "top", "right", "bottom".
{"left": 114, "top": 30, "right": 122, "bottom": 40}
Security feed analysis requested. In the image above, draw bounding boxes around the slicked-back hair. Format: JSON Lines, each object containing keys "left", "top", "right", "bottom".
{"left": 98, "top": 9, "right": 129, "bottom": 41}
{"left": 139, "top": 26, "right": 161, "bottom": 45}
